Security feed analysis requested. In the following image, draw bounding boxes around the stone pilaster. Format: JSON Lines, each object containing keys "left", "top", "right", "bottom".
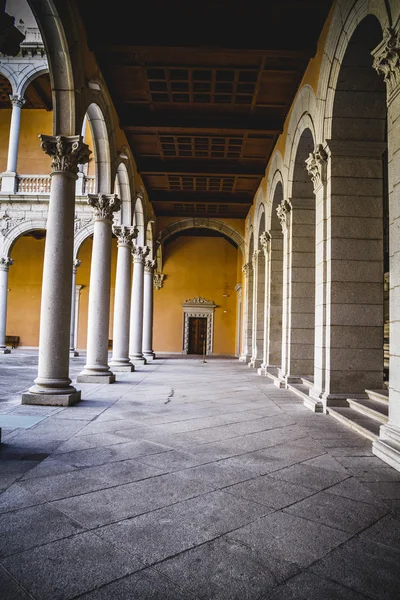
{"left": 129, "top": 245, "right": 150, "bottom": 365}
{"left": 143, "top": 258, "right": 157, "bottom": 361}
{"left": 109, "top": 225, "right": 138, "bottom": 372}
{"left": 0, "top": 256, "right": 14, "bottom": 354}
{"left": 69, "top": 259, "right": 81, "bottom": 357}
{"left": 372, "top": 26, "right": 400, "bottom": 470}
{"left": 1, "top": 94, "right": 25, "bottom": 193}
{"left": 258, "top": 232, "right": 271, "bottom": 376}
{"left": 277, "top": 199, "right": 292, "bottom": 384}
{"left": 239, "top": 262, "right": 252, "bottom": 362}
{"left": 23, "top": 135, "right": 90, "bottom": 406}
{"left": 249, "top": 249, "right": 263, "bottom": 368}
{"left": 77, "top": 194, "right": 121, "bottom": 384}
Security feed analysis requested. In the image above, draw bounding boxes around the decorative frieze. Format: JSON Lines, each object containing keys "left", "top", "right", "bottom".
{"left": 305, "top": 144, "right": 328, "bottom": 192}
{"left": 276, "top": 199, "right": 292, "bottom": 230}
{"left": 183, "top": 296, "right": 214, "bottom": 305}
{"left": 74, "top": 216, "right": 92, "bottom": 233}
{"left": 144, "top": 259, "right": 157, "bottom": 274}
{"left": 112, "top": 225, "right": 138, "bottom": 247}
{"left": 88, "top": 193, "right": 121, "bottom": 222}
{"left": 0, "top": 256, "right": 14, "bottom": 271}
{"left": 0, "top": 210, "right": 25, "bottom": 235}
{"left": 182, "top": 297, "right": 216, "bottom": 355}
{"left": 372, "top": 26, "right": 400, "bottom": 102}
{"left": 153, "top": 272, "right": 165, "bottom": 290}
{"left": 132, "top": 245, "right": 150, "bottom": 263}
{"left": 40, "top": 135, "right": 91, "bottom": 175}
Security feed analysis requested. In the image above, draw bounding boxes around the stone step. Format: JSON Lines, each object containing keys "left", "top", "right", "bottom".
{"left": 347, "top": 397, "right": 388, "bottom": 425}
{"left": 287, "top": 382, "right": 323, "bottom": 413}
{"left": 327, "top": 406, "right": 381, "bottom": 441}
{"left": 365, "top": 388, "right": 389, "bottom": 405}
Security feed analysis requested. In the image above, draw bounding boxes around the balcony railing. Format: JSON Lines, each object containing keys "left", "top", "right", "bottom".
{"left": 13, "top": 174, "right": 96, "bottom": 196}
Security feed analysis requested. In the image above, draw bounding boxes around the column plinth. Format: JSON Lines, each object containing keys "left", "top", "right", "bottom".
{"left": 129, "top": 245, "right": 149, "bottom": 365}
{"left": 77, "top": 194, "right": 121, "bottom": 384}
{"left": 23, "top": 134, "right": 91, "bottom": 406}
{"left": 0, "top": 257, "right": 13, "bottom": 354}
{"left": 143, "top": 258, "right": 156, "bottom": 361}
{"left": 109, "top": 225, "right": 138, "bottom": 372}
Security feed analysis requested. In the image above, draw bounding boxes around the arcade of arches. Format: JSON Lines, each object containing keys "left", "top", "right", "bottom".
{"left": 0, "top": 0, "right": 400, "bottom": 474}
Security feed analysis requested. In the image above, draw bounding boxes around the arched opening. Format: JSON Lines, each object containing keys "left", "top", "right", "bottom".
{"left": 326, "top": 15, "right": 387, "bottom": 398}
{"left": 133, "top": 196, "right": 145, "bottom": 246}
{"left": 146, "top": 221, "right": 154, "bottom": 259}
{"left": 114, "top": 162, "right": 131, "bottom": 225}
{"left": 268, "top": 181, "right": 284, "bottom": 372}
{"left": 242, "top": 230, "right": 254, "bottom": 363}
{"left": 85, "top": 103, "right": 111, "bottom": 194}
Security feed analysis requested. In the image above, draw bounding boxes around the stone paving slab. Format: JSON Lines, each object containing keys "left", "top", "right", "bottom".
{"left": 1, "top": 351, "right": 400, "bottom": 599}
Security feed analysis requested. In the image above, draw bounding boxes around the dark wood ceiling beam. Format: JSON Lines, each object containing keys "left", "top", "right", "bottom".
{"left": 149, "top": 191, "right": 253, "bottom": 204}
{"left": 123, "top": 121, "right": 282, "bottom": 134}
{"left": 95, "top": 45, "right": 313, "bottom": 60}
{"left": 137, "top": 160, "right": 265, "bottom": 176}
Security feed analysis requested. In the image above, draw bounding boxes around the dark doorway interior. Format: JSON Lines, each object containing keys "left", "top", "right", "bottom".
{"left": 188, "top": 317, "right": 207, "bottom": 354}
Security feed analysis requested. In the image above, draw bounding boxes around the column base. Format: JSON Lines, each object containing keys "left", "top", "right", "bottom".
{"left": 248, "top": 358, "right": 262, "bottom": 369}
{"left": 0, "top": 347, "right": 11, "bottom": 354}
{"left": 77, "top": 372, "right": 115, "bottom": 383}
{"left": 130, "top": 357, "right": 147, "bottom": 366}
{"left": 143, "top": 351, "right": 155, "bottom": 361}
{"left": 239, "top": 353, "right": 251, "bottom": 362}
{"left": 373, "top": 423, "right": 400, "bottom": 473}
{"left": 22, "top": 389, "right": 81, "bottom": 406}
{"left": 69, "top": 350, "right": 79, "bottom": 357}
{"left": 109, "top": 363, "right": 134, "bottom": 372}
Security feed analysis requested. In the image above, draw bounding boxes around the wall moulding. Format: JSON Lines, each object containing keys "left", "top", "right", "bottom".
{"left": 182, "top": 297, "right": 217, "bottom": 355}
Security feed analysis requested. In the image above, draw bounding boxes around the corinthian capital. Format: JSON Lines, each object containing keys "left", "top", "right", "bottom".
{"left": 259, "top": 231, "right": 271, "bottom": 249}
{"left": 112, "top": 225, "right": 138, "bottom": 247}
{"left": 132, "top": 245, "right": 150, "bottom": 263}
{"left": 73, "top": 259, "right": 81, "bottom": 274}
{"left": 372, "top": 26, "right": 400, "bottom": 101}
{"left": 305, "top": 144, "right": 328, "bottom": 192}
{"left": 144, "top": 259, "right": 157, "bottom": 274}
{"left": 0, "top": 256, "right": 14, "bottom": 271}
{"left": 88, "top": 194, "right": 121, "bottom": 221}
{"left": 9, "top": 94, "right": 25, "bottom": 108}
{"left": 40, "top": 135, "right": 91, "bottom": 175}
{"left": 276, "top": 199, "right": 292, "bottom": 230}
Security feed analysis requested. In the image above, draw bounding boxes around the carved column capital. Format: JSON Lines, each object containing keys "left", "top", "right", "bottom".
{"left": 9, "top": 94, "right": 25, "bottom": 108}
{"left": 144, "top": 259, "right": 157, "bottom": 274}
{"left": 72, "top": 259, "right": 81, "bottom": 274}
{"left": 40, "top": 135, "right": 91, "bottom": 176}
{"left": 88, "top": 194, "right": 121, "bottom": 222}
{"left": 372, "top": 26, "right": 400, "bottom": 103}
{"left": 276, "top": 199, "right": 292, "bottom": 231}
{"left": 112, "top": 225, "right": 138, "bottom": 247}
{"left": 305, "top": 144, "right": 328, "bottom": 192}
{"left": 259, "top": 231, "right": 271, "bottom": 253}
{"left": 153, "top": 272, "right": 165, "bottom": 290}
{"left": 242, "top": 262, "right": 251, "bottom": 276}
{"left": 0, "top": 256, "right": 14, "bottom": 271}
{"left": 132, "top": 245, "right": 150, "bottom": 264}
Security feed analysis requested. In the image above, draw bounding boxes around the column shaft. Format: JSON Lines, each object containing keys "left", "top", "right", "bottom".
{"left": 0, "top": 258, "right": 13, "bottom": 354}
{"left": 129, "top": 246, "right": 149, "bottom": 365}
{"left": 69, "top": 260, "right": 81, "bottom": 356}
{"left": 143, "top": 259, "right": 156, "bottom": 360}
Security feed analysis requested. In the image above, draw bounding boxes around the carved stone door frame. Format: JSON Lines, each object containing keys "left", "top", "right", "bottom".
{"left": 182, "top": 297, "right": 216, "bottom": 355}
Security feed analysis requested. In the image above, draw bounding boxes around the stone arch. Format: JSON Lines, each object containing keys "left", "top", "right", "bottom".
{"left": 18, "top": 64, "right": 50, "bottom": 96}
{"left": 157, "top": 218, "right": 244, "bottom": 257}
{"left": 286, "top": 109, "right": 317, "bottom": 200}
{"left": 114, "top": 162, "right": 131, "bottom": 226}
{"left": 268, "top": 179, "right": 284, "bottom": 369}
{"left": 73, "top": 223, "right": 94, "bottom": 259}
{"left": 250, "top": 205, "right": 266, "bottom": 367}
{"left": 146, "top": 221, "right": 155, "bottom": 259}
{"left": 133, "top": 195, "right": 145, "bottom": 246}
{"left": 2, "top": 218, "right": 47, "bottom": 257}
{"left": 85, "top": 102, "right": 112, "bottom": 194}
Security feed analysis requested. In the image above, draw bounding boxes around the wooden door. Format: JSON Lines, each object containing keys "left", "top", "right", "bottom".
{"left": 188, "top": 317, "right": 207, "bottom": 354}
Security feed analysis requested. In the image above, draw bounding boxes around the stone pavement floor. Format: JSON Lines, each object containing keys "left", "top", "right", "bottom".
{"left": 1, "top": 350, "right": 400, "bottom": 599}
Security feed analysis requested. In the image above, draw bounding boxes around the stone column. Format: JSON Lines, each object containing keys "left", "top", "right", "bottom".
{"left": 249, "top": 251, "right": 259, "bottom": 367}
{"left": 258, "top": 232, "right": 271, "bottom": 375}
{"left": 69, "top": 259, "right": 81, "bottom": 357}
{"left": 370, "top": 28, "right": 400, "bottom": 470}
{"left": 277, "top": 200, "right": 292, "bottom": 384}
{"left": 1, "top": 95, "right": 25, "bottom": 193}
{"left": 143, "top": 258, "right": 157, "bottom": 361}
{"left": 73, "top": 285, "right": 83, "bottom": 353}
{"left": 0, "top": 256, "right": 13, "bottom": 354}
{"left": 109, "top": 225, "right": 138, "bottom": 372}
{"left": 22, "top": 135, "right": 90, "bottom": 406}
{"left": 305, "top": 145, "right": 328, "bottom": 411}
{"left": 235, "top": 283, "right": 242, "bottom": 357}
{"left": 77, "top": 194, "right": 121, "bottom": 384}
{"left": 129, "top": 245, "right": 150, "bottom": 365}
{"left": 239, "top": 263, "right": 252, "bottom": 361}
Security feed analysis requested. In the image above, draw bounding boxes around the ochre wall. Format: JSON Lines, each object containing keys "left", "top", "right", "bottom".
{"left": 7, "top": 234, "right": 117, "bottom": 348}
{"left": 153, "top": 235, "right": 238, "bottom": 355}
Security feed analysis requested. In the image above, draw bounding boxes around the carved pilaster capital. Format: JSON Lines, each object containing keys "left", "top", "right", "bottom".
{"left": 88, "top": 193, "right": 121, "bottom": 222}
{"left": 40, "top": 135, "right": 91, "bottom": 176}
{"left": 72, "top": 259, "right": 81, "bottom": 274}
{"left": 242, "top": 262, "right": 251, "bottom": 276}
{"left": 144, "top": 259, "right": 157, "bottom": 274}
{"left": 153, "top": 272, "right": 165, "bottom": 290}
{"left": 259, "top": 231, "right": 271, "bottom": 252}
{"left": 252, "top": 250, "right": 260, "bottom": 267}
{"left": 0, "top": 256, "right": 14, "bottom": 271}
{"left": 276, "top": 199, "right": 292, "bottom": 231}
{"left": 9, "top": 94, "right": 25, "bottom": 108}
{"left": 132, "top": 245, "right": 150, "bottom": 264}
{"left": 372, "top": 26, "right": 400, "bottom": 102}
{"left": 305, "top": 144, "right": 328, "bottom": 192}
{"left": 112, "top": 225, "right": 138, "bottom": 247}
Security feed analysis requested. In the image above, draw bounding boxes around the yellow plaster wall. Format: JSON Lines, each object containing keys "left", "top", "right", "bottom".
{"left": 154, "top": 235, "right": 238, "bottom": 355}
{"left": 6, "top": 235, "right": 117, "bottom": 348}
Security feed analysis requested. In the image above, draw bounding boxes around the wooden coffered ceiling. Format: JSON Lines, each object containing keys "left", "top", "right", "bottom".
{"left": 77, "top": 1, "right": 333, "bottom": 218}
